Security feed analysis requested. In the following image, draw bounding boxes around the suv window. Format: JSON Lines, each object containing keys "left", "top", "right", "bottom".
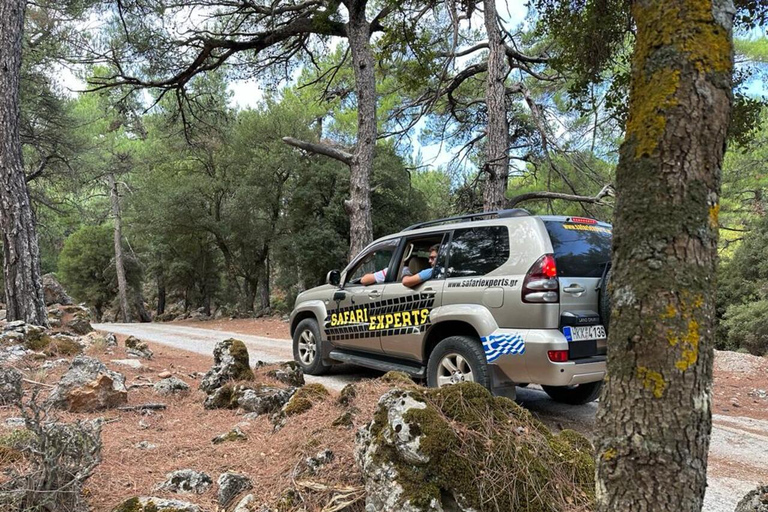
{"left": 447, "top": 226, "right": 510, "bottom": 277}
{"left": 544, "top": 220, "right": 612, "bottom": 277}
{"left": 345, "top": 239, "right": 399, "bottom": 285}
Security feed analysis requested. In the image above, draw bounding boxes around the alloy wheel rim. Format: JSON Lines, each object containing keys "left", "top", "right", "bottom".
{"left": 298, "top": 329, "right": 316, "bottom": 365}
{"left": 436, "top": 353, "right": 474, "bottom": 387}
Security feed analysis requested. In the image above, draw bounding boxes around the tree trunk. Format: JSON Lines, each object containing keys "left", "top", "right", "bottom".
{"left": 156, "top": 266, "right": 166, "bottom": 316}
{"left": 481, "top": 0, "right": 510, "bottom": 212}
{"left": 344, "top": 0, "right": 375, "bottom": 260}
{"left": 0, "top": 0, "right": 47, "bottom": 326}
{"left": 258, "top": 261, "right": 270, "bottom": 313}
{"left": 108, "top": 173, "right": 132, "bottom": 323}
{"left": 596, "top": 2, "right": 734, "bottom": 511}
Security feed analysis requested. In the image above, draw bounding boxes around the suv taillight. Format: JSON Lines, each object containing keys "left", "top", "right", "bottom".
{"left": 522, "top": 254, "right": 559, "bottom": 303}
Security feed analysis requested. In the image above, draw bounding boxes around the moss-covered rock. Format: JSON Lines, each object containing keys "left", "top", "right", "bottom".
{"left": 381, "top": 371, "right": 416, "bottom": 386}
{"left": 356, "top": 382, "right": 595, "bottom": 511}
{"left": 199, "top": 339, "right": 254, "bottom": 393}
{"left": 332, "top": 410, "right": 354, "bottom": 428}
{"left": 338, "top": 383, "right": 357, "bottom": 406}
{"left": 211, "top": 426, "right": 248, "bottom": 445}
{"left": 111, "top": 496, "right": 203, "bottom": 512}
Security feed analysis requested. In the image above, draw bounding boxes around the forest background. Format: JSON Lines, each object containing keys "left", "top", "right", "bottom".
{"left": 9, "top": 0, "right": 768, "bottom": 356}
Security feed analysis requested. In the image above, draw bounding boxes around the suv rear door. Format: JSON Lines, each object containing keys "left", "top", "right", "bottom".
{"left": 543, "top": 218, "right": 612, "bottom": 358}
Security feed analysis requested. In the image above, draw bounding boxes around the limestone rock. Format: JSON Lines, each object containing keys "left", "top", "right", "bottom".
{"left": 736, "top": 485, "right": 768, "bottom": 512}
{"left": 41, "top": 358, "right": 70, "bottom": 370}
{"left": 42, "top": 273, "right": 74, "bottom": 306}
{"left": 135, "top": 441, "right": 157, "bottom": 450}
{"left": 4, "top": 417, "right": 25, "bottom": 428}
{"left": 0, "top": 366, "right": 23, "bottom": 405}
{"left": 65, "top": 314, "right": 93, "bottom": 335}
{"left": 204, "top": 383, "right": 294, "bottom": 415}
{"left": 111, "top": 497, "right": 203, "bottom": 512}
{"left": 306, "top": 449, "right": 334, "bottom": 474}
{"left": 111, "top": 359, "right": 144, "bottom": 370}
{"left": 0, "top": 344, "right": 31, "bottom": 364}
{"left": 2, "top": 321, "right": 46, "bottom": 349}
{"left": 155, "top": 469, "right": 212, "bottom": 494}
{"left": 212, "top": 426, "right": 247, "bottom": 444}
{"left": 356, "top": 383, "right": 596, "bottom": 512}
{"left": 217, "top": 471, "right": 253, "bottom": 507}
{"left": 48, "top": 356, "right": 127, "bottom": 411}
{"left": 105, "top": 332, "right": 118, "bottom": 348}
{"left": 265, "top": 361, "right": 305, "bottom": 387}
{"left": 154, "top": 377, "right": 190, "bottom": 395}
{"left": 232, "top": 494, "right": 255, "bottom": 512}
{"left": 125, "top": 336, "right": 153, "bottom": 359}
{"left": 200, "top": 339, "right": 254, "bottom": 393}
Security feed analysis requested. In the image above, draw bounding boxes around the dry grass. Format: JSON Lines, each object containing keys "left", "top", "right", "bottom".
{"left": 0, "top": 336, "right": 396, "bottom": 512}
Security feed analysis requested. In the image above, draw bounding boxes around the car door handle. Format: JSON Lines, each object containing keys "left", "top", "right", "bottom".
{"left": 563, "top": 284, "right": 586, "bottom": 294}
{"left": 368, "top": 290, "right": 381, "bottom": 300}
{"left": 421, "top": 287, "right": 436, "bottom": 296}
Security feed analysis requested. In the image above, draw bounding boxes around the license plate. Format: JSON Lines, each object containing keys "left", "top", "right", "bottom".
{"left": 563, "top": 325, "right": 606, "bottom": 342}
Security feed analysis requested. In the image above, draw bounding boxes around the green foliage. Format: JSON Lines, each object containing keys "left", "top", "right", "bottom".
{"left": 717, "top": 212, "right": 768, "bottom": 354}
{"left": 57, "top": 225, "right": 140, "bottom": 316}
{"left": 721, "top": 300, "right": 768, "bottom": 356}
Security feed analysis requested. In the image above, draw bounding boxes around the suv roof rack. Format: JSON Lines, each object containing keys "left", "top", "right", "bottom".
{"left": 402, "top": 208, "right": 530, "bottom": 232}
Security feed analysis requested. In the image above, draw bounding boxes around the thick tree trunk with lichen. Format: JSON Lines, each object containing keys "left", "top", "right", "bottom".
{"left": 344, "top": 0, "right": 375, "bottom": 260}
{"left": 481, "top": 0, "right": 510, "bottom": 212}
{"left": 596, "top": 1, "right": 734, "bottom": 511}
{"left": 0, "top": 0, "right": 47, "bottom": 326}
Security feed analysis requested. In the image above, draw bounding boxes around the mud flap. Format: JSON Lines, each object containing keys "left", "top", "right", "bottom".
{"left": 490, "top": 364, "right": 517, "bottom": 400}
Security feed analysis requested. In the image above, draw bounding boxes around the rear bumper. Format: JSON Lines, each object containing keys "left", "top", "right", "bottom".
{"left": 488, "top": 328, "right": 606, "bottom": 386}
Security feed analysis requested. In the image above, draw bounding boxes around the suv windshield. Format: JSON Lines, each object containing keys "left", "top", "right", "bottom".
{"left": 544, "top": 220, "right": 611, "bottom": 278}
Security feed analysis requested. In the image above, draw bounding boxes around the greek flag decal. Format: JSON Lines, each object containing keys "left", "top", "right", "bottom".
{"left": 480, "top": 333, "right": 525, "bottom": 363}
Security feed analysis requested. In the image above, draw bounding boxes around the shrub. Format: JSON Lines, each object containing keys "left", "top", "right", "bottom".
{"left": 722, "top": 300, "right": 768, "bottom": 356}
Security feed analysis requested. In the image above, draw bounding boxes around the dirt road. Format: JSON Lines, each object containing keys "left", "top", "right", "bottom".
{"left": 95, "top": 322, "right": 767, "bottom": 512}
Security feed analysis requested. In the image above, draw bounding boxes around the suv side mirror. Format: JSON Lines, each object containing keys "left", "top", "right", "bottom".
{"left": 326, "top": 270, "right": 341, "bottom": 287}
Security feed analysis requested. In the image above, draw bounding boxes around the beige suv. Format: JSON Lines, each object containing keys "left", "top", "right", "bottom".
{"left": 290, "top": 209, "right": 611, "bottom": 404}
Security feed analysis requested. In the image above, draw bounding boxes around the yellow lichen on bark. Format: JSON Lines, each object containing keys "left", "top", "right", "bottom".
{"left": 709, "top": 204, "right": 720, "bottom": 229}
{"left": 637, "top": 366, "right": 667, "bottom": 398}
{"left": 625, "top": 68, "right": 680, "bottom": 159}
{"left": 663, "top": 294, "right": 704, "bottom": 371}
{"left": 626, "top": 0, "right": 732, "bottom": 159}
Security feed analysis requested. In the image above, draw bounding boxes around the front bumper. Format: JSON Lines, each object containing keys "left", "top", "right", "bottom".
{"left": 488, "top": 328, "right": 606, "bottom": 386}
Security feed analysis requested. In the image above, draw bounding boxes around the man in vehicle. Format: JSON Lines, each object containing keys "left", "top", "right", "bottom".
{"left": 361, "top": 244, "right": 439, "bottom": 287}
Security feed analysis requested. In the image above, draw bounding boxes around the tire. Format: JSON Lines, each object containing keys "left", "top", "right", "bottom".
{"left": 292, "top": 318, "right": 331, "bottom": 376}
{"left": 426, "top": 336, "right": 490, "bottom": 389}
{"left": 541, "top": 381, "right": 603, "bottom": 405}
{"left": 599, "top": 265, "right": 612, "bottom": 333}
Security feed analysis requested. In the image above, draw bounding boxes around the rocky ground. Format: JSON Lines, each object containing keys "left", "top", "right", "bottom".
{"left": 1, "top": 309, "right": 767, "bottom": 511}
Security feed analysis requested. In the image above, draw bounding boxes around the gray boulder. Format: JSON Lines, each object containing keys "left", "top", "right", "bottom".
{"left": 217, "top": 471, "right": 253, "bottom": 507}
{"left": 736, "top": 485, "right": 768, "bottom": 512}
{"left": 105, "top": 332, "right": 118, "bottom": 347}
{"left": 199, "top": 339, "right": 254, "bottom": 393}
{"left": 64, "top": 315, "right": 93, "bottom": 335}
{"left": 0, "top": 366, "right": 23, "bottom": 405}
{"left": 266, "top": 361, "right": 305, "bottom": 387}
{"left": 111, "top": 497, "right": 203, "bottom": 512}
{"left": 42, "top": 273, "right": 74, "bottom": 306}
{"left": 203, "top": 384, "right": 294, "bottom": 415}
{"left": 232, "top": 494, "right": 255, "bottom": 512}
{"left": 154, "top": 377, "right": 190, "bottom": 395}
{"left": 155, "top": 469, "right": 212, "bottom": 494}
{"left": 48, "top": 356, "right": 127, "bottom": 412}
{"left": 212, "top": 426, "right": 247, "bottom": 445}
{"left": 125, "top": 336, "right": 153, "bottom": 359}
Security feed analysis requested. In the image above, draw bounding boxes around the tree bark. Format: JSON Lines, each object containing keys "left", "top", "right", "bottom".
{"left": 596, "top": 2, "right": 734, "bottom": 511}
{"left": 344, "top": 0, "right": 375, "bottom": 259}
{"left": 108, "top": 173, "right": 132, "bottom": 323}
{"left": 0, "top": 0, "right": 47, "bottom": 326}
{"left": 156, "top": 266, "right": 166, "bottom": 316}
{"left": 481, "top": 0, "right": 510, "bottom": 212}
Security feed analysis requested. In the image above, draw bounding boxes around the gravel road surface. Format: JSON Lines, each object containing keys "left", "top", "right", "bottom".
{"left": 95, "top": 322, "right": 765, "bottom": 511}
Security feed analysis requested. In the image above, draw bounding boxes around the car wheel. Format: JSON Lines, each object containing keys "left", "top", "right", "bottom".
{"left": 541, "top": 381, "right": 603, "bottom": 405}
{"left": 292, "top": 318, "right": 331, "bottom": 376}
{"left": 427, "top": 336, "right": 490, "bottom": 389}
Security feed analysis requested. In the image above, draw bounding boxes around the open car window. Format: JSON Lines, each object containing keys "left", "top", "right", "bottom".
{"left": 345, "top": 239, "right": 400, "bottom": 285}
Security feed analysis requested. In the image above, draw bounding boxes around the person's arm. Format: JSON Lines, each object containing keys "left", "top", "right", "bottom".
{"left": 361, "top": 268, "right": 387, "bottom": 285}
{"left": 402, "top": 268, "right": 432, "bottom": 288}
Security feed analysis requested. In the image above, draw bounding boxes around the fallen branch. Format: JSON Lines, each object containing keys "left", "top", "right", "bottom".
{"left": 117, "top": 403, "right": 167, "bottom": 412}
